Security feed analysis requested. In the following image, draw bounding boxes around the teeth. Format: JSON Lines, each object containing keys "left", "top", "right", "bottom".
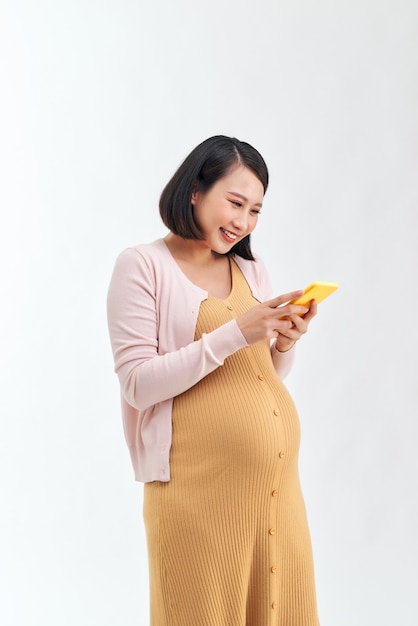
{"left": 222, "top": 228, "right": 237, "bottom": 240}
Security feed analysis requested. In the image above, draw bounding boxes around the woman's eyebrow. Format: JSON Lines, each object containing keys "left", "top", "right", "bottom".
{"left": 227, "top": 191, "right": 263, "bottom": 208}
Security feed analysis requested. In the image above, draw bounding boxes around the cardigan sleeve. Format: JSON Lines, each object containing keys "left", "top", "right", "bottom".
{"left": 107, "top": 247, "right": 248, "bottom": 411}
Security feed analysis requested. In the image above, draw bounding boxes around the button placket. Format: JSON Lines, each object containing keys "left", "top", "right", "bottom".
{"left": 238, "top": 327, "right": 287, "bottom": 623}
{"left": 267, "top": 408, "right": 287, "bottom": 625}
{"left": 268, "top": 455, "right": 282, "bottom": 624}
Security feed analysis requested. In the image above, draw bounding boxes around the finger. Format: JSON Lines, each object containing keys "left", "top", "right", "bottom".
{"left": 264, "top": 290, "right": 304, "bottom": 309}
{"left": 287, "top": 314, "right": 307, "bottom": 334}
{"left": 287, "top": 304, "right": 310, "bottom": 317}
{"left": 274, "top": 319, "right": 294, "bottom": 333}
{"left": 276, "top": 304, "right": 309, "bottom": 320}
{"left": 301, "top": 299, "right": 318, "bottom": 322}
{"left": 276, "top": 325, "right": 299, "bottom": 341}
{"left": 288, "top": 303, "right": 317, "bottom": 331}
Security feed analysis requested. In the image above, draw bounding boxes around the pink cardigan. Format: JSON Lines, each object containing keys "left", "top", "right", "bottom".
{"left": 107, "top": 239, "right": 295, "bottom": 482}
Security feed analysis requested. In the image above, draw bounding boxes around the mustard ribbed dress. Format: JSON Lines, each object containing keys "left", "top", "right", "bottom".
{"left": 143, "top": 259, "right": 320, "bottom": 626}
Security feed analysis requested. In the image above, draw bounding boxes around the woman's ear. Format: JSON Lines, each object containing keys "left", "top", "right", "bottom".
{"left": 191, "top": 183, "right": 199, "bottom": 206}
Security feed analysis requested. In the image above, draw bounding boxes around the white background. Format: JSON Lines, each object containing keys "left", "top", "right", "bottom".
{"left": 1, "top": 1, "right": 417, "bottom": 624}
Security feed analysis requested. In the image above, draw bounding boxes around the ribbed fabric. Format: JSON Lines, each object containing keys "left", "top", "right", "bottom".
{"left": 143, "top": 259, "right": 320, "bottom": 626}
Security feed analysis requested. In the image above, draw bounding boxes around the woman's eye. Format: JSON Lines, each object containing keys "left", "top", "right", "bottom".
{"left": 230, "top": 200, "right": 242, "bottom": 207}
{"left": 251, "top": 209, "right": 261, "bottom": 215}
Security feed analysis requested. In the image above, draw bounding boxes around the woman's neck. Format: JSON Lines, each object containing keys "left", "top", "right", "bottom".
{"left": 164, "top": 233, "right": 223, "bottom": 267}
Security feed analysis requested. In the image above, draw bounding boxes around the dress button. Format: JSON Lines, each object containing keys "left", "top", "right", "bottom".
{"left": 269, "top": 527, "right": 276, "bottom": 535}
{"left": 272, "top": 601, "right": 277, "bottom": 609}
{"left": 227, "top": 304, "right": 233, "bottom": 311}
{"left": 278, "top": 451, "right": 285, "bottom": 459}
{"left": 271, "top": 565, "right": 277, "bottom": 573}
{"left": 271, "top": 489, "right": 278, "bottom": 497}
{"left": 273, "top": 408, "right": 280, "bottom": 416}
{"left": 258, "top": 374, "right": 264, "bottom": 381}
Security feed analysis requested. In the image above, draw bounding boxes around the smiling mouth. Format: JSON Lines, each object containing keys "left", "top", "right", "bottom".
{"left": 221, "top": 228, "right": 238, "bottom": 242}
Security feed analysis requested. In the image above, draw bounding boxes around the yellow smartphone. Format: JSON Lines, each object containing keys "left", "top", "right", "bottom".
{"left": 290, "top": 281, "right": 339, "bottom": 308}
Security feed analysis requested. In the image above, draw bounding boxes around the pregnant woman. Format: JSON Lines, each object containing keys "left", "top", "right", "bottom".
{"left": 107, "top": 135, "right": 320, "bottom": 626}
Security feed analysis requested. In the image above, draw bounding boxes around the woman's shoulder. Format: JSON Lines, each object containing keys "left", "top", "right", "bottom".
{"left": 111, "top": 239, "right": 175, "bottom": 287}
{"left": 115, "top": 238, "right": 169, "bottom": 266}
{"left": 119, "top": 238, "right": 166, "bottom": 257}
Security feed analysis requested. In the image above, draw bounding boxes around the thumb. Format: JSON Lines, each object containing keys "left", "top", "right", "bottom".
{"left": 265, "top": 290, "right": 304, "bottom": 309}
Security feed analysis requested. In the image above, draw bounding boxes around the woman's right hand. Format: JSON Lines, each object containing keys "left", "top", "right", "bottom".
{"left": 236, "top": 291, "right": 309, "bottom": 345}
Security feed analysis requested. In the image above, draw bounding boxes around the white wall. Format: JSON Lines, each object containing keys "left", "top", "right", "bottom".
{"left": 1, "top": 1, "right": 417, "bottom": 624}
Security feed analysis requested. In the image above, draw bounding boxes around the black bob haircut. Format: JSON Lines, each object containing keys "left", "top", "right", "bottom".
{"left": 159, "top": 135, "right": 269, "bottom": 261}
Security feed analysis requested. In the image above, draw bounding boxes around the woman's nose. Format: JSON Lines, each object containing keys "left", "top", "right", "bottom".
{"left": 232, "top": 213, "right": 248, "bottom": 232}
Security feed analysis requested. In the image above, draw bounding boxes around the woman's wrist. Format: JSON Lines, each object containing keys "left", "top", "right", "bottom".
{"left": 275, "top": 339, "right": 296, "bottom": 353}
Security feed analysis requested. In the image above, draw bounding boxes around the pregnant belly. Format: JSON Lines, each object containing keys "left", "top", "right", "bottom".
{"left": 170, "top": 364, "right": 300, "bottom": 485}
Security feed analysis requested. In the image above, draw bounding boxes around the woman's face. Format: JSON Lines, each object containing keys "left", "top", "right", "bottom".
{"left": 191, "top": 165, "right": 264, "bottom": 254}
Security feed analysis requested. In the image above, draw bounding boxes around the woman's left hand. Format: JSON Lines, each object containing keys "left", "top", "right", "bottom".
{"left": 275, "top": 299, "right": 318, "bottom": 353}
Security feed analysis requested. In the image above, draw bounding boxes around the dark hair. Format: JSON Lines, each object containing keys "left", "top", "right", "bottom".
{"left": 159, "top": 135, "right": 269, "bottom": 260}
